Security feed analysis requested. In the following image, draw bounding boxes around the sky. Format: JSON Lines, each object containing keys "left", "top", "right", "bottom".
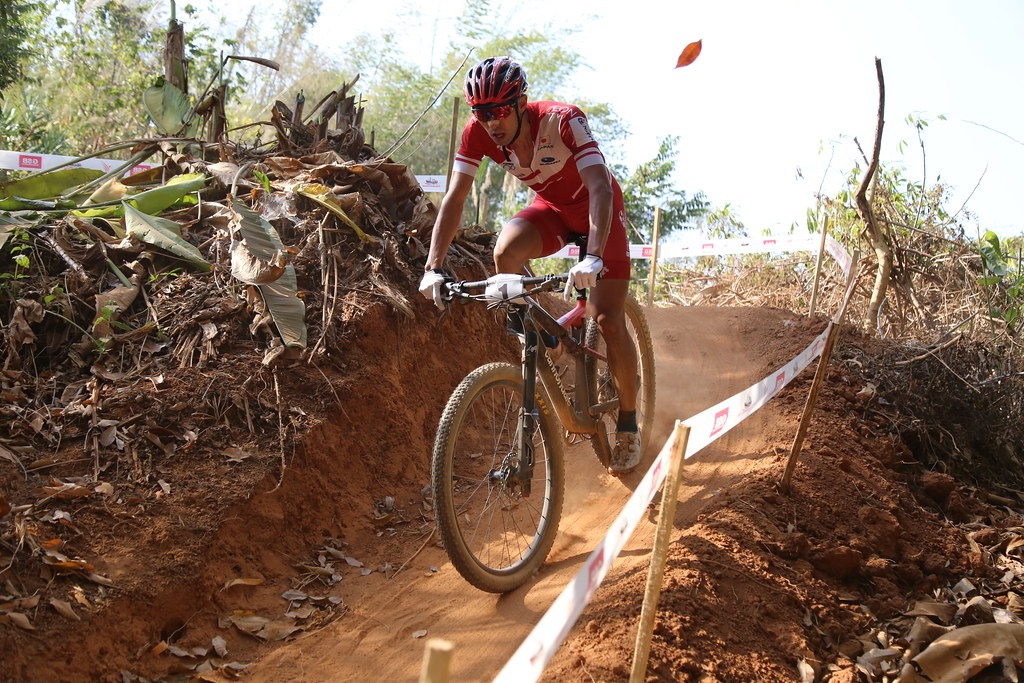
{"left": 204, "top": 0, "right": 1024, "bottom": 238}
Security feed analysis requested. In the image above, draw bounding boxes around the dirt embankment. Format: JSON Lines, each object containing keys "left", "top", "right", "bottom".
{"left": 2, "top": 295, "right": 1022, "bottom": 683}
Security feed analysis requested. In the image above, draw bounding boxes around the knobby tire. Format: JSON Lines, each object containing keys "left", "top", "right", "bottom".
{"left": 431, "top": 362, "right": 565, "bottom": 593}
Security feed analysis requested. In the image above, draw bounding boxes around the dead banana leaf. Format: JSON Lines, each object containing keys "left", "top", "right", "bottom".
{"left": 9, "top": 298, "right": 44, "bottom": 346}
{"left": 93, "top": 277, "right": 141, "bottom": 339}
{"left": 896, "top": 623, "right": 1024, "bottom": 682}
{"left": 222, "top": 613, "right": 301, "bottom": 641}
{"left": 228, "top": 199, "right": 306, "bottom": 349}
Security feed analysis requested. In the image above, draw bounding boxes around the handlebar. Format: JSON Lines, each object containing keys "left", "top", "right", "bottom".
{"left": 443, "top": 273, "right": 569, "bottom": 304}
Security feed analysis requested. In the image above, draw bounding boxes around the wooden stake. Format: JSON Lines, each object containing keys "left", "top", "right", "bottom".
{"left": 646, "top": 207, "right": 663, "bottom": 306}
{"left": 445, "top": 97, "right": 461, "bottom": 191}
{"left": 780, "top": 253, "right": 860, "bottom": 493}
{"left": 630, "top": 422, "right": 690, "bottom": 683}
{"left": 419, "top": 638, "right": 454, "bottom": 683}
{"left": 808, "top": 214, "right": 830, "bottom": 317}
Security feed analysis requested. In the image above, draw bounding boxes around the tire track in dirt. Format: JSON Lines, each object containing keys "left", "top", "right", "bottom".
{"left": 243, "top": 304, "right": 820, "bottom": 682}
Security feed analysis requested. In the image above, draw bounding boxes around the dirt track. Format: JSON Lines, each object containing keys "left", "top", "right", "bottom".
{"left": 242, "top": 304, "right": 824, "bottom": 682}
{"left": 3, "top": 298, "right": 988, "bottom": 682}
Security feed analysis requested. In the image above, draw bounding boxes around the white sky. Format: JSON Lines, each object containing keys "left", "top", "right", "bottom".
{"left": 207, "top": 0, "right": 1024, "bottom": 238}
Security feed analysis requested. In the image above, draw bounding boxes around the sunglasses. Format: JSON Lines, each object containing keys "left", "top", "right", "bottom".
{"left": 472, "top": 100, "right": 518, "bottom": 122}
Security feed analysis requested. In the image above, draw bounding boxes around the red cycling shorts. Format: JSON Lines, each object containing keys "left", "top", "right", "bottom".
{"left": 513, "top": 190, "right": 631, "bottom": 280}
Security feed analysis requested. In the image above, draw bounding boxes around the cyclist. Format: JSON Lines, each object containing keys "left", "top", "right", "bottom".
{"left": 418, "top": 56, "right": 642, "bottom": 475}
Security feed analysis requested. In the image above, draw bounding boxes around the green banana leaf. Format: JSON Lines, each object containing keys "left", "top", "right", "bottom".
{"left": 143, "top": 77, "right": 192, "bottom": 136}
{"left": 75, "top": 173, "right": 207, "bottom": 218}
{"left": 123, "top": 202, "right": 212, "bottom": 272}
{"left": 230, "top": 199, "right": 306, "bottom": 349}
{"left": 0, "top": 167, "right": 104, "bottom": 200}
{"left": 0, "top": 196, "right": 64, "bottom": 211}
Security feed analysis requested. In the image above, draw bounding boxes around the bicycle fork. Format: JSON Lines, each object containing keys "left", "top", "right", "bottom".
{"left": 490, "top": 309, "right": 542, "bottom": 496}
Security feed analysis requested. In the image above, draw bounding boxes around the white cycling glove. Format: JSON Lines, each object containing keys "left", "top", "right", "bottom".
{"left": 419, "top": 269, "right": 449, "bottom": 311}
{"left": 564, "top": 254, "right": 605, "bottom": 297}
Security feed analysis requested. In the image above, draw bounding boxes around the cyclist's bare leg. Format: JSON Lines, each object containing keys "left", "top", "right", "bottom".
{"left": 589, "top": 278, "right": 638, "bottom": 414}
{"left": 493, "top": 218, "right": 543, "bottom": 274}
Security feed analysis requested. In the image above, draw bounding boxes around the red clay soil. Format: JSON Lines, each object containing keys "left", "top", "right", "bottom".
{"left": 0, "top": 298, "right": 1010, "bottom": 682}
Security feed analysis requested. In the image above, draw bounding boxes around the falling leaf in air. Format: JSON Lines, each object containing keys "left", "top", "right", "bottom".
{"left": 676, "top": 39, "right": 703, "bottom": 68}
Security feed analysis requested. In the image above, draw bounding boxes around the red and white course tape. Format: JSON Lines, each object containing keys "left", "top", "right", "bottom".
{"left": 493, "top": 325, "right": 829, "bottom": 682}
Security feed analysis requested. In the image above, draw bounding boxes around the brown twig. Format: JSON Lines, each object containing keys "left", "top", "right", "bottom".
{"left": 389, "top": 527, "right": 435, "bottom": 580}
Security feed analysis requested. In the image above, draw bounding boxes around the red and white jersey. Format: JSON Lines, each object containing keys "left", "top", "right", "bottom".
{"left": 451, "top": 101, "right": 617, "bottom": 209}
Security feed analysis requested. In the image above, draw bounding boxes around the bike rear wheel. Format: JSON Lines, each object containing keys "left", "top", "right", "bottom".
{"left": 431, "top": 362, "right": 565, "bottom": 593}
{"left": 585, "top": 295, "right": 658, "bottom": 464}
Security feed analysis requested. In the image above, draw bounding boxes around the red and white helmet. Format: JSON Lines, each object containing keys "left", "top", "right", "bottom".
{"left": 464, "top": 57, "right": 529, "bottom": 108}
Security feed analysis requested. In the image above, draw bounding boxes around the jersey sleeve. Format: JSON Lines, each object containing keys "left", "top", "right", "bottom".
{"left": 451, "top": 120, "right": 488, "bottom": 178}
{"left": 560, "top": 105, "right": 606, "bottom": 172}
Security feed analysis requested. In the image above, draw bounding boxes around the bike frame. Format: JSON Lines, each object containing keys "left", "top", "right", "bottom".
{"left": 510, "top": 292, "right": 616, "bottom": 483}
{"left": 443, "top": 274, "right": 618, "bottom": 489}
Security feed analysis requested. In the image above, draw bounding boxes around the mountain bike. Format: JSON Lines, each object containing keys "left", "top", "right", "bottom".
{"left": 430, "top": 272, "right": 656, "bottom": 593}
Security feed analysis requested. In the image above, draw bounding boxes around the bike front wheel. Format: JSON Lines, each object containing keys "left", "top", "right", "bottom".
{"left": 585, "top": 295, "right": 658, "bottom": 463}
{"left": 431, "top": 362, "right": 565, "bottom": 593}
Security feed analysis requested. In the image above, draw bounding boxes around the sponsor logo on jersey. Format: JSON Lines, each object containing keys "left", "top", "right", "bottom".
{"left": 570, "top": 116, "right": 595, "bottom": 146}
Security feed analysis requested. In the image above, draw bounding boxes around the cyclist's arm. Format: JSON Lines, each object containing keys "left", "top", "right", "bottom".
{"left": 580, "top": 163, "right": 613, "bottom": 258}
{"left": 425, "top": 171, "right": 475, "bottom": 271}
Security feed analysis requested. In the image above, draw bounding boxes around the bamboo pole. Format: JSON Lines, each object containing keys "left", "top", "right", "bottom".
{"left": 646, "top": 207, "right": 663, "bottom": 306}
{"left": 419, "top": 638, "right": 454, "bottom": 683}
{"left": 780, "top": 253, "right": 860, "bottom": 492}
{"left": 630, "top": 422, "right": 690, "bottom": 683}
{"left": 808, "top": 214, "right": 830, "bottom": 317}
{"left": 445, "top": 96, "right": 460, "bottom": 191}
